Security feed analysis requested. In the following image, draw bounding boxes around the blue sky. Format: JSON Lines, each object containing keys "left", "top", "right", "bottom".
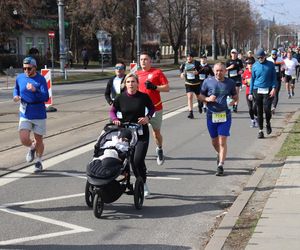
{"left": 250, "top": 0, "right": 300, "bottom": 25}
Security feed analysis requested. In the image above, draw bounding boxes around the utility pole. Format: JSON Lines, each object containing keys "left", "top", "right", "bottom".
{"left": 211, "top": 0, "right": 217, "bottom": 60}
{"left": 136, "top": 0, "right": 141, "bottom": 67}
{"left": 185, "top": 0, "right": 189, "bottom": 56}
{"left": 58, "top": 0, "right": 66, "bottom": 77}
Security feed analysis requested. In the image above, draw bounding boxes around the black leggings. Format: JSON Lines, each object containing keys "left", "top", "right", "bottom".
{"left": 253, "top": 89, "right": 273, "bottom": 130}
{"left": 246, "top": 94, "right": 257, "bottom": 120}
{"left": 272, "top": 80, "right": 281, "bottom": 108}
{"left": 131, "top": 126, "right": 149, "bottom": 183}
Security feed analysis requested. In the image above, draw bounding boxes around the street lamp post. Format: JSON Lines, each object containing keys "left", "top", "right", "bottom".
{"left": 58, "top": 0, "right": 66, "bottom": 77}
{"left": 185, "top": 0, "right": 189, "bottom": 56}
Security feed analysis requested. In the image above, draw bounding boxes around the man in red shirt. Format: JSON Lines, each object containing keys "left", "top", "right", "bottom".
{"left": 136, "top": 51, "right": 170, "bottom": 167}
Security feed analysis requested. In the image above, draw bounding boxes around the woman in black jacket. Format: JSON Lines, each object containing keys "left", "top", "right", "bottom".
{"left": 109, "top": 73, "right": 155, "bottom": 198}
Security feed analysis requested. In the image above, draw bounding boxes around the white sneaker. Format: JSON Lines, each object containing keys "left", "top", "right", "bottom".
{"left": 156, "top": 147, "right": 165, "bottom": 166}
{"left": 26, "top": 148, "right": 36, "bottom": 163}
{"left": 34, "top": 161, "right": 43, "bottom": 173}
{"left": 144, "top": 183, "right": 150, "bottom": 198}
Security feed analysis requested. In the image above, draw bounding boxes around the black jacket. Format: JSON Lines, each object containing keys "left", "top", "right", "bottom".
{"left": 104, "top": 76, "right": 125, "bottom": 105}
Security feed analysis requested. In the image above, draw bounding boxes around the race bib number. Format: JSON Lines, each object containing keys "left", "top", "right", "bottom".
{"left": 229, "top": 70, "right": 238, "bottom": 77}
{"left": 199, "top": 74, "right": 206, "bottom": 80}
{"left": 212, "top": 112, "right": 227, "bottom": 123}
{"left": 19, "top": 102, "right": 27, "bottom": 114}
{"left": 292, "top": 75, "right": 296, "bottom": 80}
{"left": 257, "top": 87, "right": 269, "bottom": 94}
{"left": 186, "top": 72, "right": 195, "bottom": 80}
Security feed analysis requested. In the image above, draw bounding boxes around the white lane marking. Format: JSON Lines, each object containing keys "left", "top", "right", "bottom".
{"left": 0, "top": 229, "right": 85, "bottom": 246}
{"left": 48, "top": 171, "right": 180, "bottom": 181}
{"left": 0, "top": 143, "right": 94, "bottom": 187}
{"left": 0, "top": 193, "right": 84, "bottom": 208}
{"left": 0, "top": 101, "right": 194, "bottom": 187}
{"left": 0, "top": 207, "right": 92, "bottom": 246}
{"left": 0, "top": 193, "right": 92, "bottom": 246}
{"left": 49, "top": 171, "right": 86, "bottom": 179}
{"left": 147, "top": 176, "right": 181, "bottom": 180}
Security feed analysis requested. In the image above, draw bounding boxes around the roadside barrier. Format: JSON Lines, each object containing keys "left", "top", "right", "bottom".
{"left": 41, "top": 67, "right": 57, "bottom": 112}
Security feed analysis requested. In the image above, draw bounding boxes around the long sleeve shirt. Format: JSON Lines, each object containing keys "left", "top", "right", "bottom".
{"left": 250, "top": 60, "right": 277, "bottom": 95}
{"left": 13, "top": 73, "right": 49, "bottom": 119}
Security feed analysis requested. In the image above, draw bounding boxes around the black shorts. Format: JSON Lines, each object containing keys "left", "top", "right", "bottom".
{"left": 229, "top": 76, "right": 242, "bottom": 87}
{"left": 185, "top": 84, "right": 201, "bottom": 95}
{"left": 285, "top": 75, "right": 295, "bottom": 84}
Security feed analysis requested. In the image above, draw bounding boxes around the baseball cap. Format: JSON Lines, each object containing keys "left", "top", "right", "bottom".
{"left": 200, "top": 54, "right": 207, "bottom": 58}
{"left": 247, "top": 50, "right": 253, "bottom": 54}
{"left": 271, "top": 49, "right": 277, "bottom": 55}
{"left": 231, "top": 49, "right": 238, "bottom": 54}
{"left": 23, "top": 57, "right": 37, "bottom": 67}
{"left": 256, "top": 48, "right": 266, "bottom": 57}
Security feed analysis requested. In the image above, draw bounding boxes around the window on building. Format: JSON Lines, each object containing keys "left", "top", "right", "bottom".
{"left": 25, "top": 37, "right": 33, "bottom": 54}
{"left": 9, "top": 39, "right": 17, "bottom": 54}
{"left": 37, "top": 37, "right": 45, "bottom": 55}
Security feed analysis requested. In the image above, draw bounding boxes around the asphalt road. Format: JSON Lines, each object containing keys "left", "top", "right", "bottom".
{"left": 0, "top": 70, "right": 298, "bottom": 249}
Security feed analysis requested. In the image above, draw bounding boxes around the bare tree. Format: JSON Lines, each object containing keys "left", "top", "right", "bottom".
{"left": 149, "top": 0, "right": 198, "bottom": 64}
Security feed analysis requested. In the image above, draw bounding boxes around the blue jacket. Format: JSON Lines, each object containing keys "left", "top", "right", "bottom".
{"left": 250, "top": 60, "right": 277, "bottom": 94}
{"left": 13, "top": 73, "right": 49, "bottom": 119}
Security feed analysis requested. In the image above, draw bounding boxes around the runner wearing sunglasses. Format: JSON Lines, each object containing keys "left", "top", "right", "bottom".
{"left": 13, "top": 57, "right": 49, "bottom": 172}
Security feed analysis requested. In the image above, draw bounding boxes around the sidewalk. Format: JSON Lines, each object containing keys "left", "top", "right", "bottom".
{"left": 246, "top": 156, "right": 300, "bottom": 250}
{"left": 205, "top": 107, "right": 300, "bottom": 250}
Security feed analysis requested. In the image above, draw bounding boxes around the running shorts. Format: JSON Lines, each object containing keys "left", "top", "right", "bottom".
{"left": 185, "top": 84, "right": 201, "bottom": 95}
{"left": 19, "top": 118, "right": 46, "bottom": 135}
{"left": 149, "top": 109, "right": 163, "bottom": 130}
{"left": 206, "top": 114, "right": 232, "bottom": 138}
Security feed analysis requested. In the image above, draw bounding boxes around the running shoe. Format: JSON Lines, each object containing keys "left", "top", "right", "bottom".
{"left": 34, "top": 161, "right": 43, "bottom": 173}
{"left": 288, "top": 93, "right": 292, "bottom": 99}
{"left": 216, "top": 165, "right": 224, "bottom": 176}
{"left": 258, "top": 131, "right": 264, "bottom": 139}
{"left": 250, "top": 120, "right": 256, "bottom": 128}
{"left": 187, "top": 111, "right": 194, "bottom": 119}
{"left": 266, "top": 123, "right": 272, "bottom": 135}
{"left": 292, "top": 90, "right": 295, "bottom": 96}
{"left": 198, "top": 106, "right": 203, "bottom": 114}
{"left": 233, "top": 105, "right": 238, "bottom": 113}
{"left": 26, "top": 148, "right": 36, "bottom": 163}
{"left": 156, "top": 147, "right": 165, "bottom": 166}
{"left": 144, "top": 183, "right": 150, "bottom": 198}
{"left": 271, "top": 106, "right": 276, "bottom": 115}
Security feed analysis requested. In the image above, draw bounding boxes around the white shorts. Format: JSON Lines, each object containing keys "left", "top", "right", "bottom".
{"left": 19, "top": 118, "right": 46, "bottom": 135}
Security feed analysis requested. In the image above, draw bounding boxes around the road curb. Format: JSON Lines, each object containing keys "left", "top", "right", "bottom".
{"left": 205, "top": 108, "right": 300, "bottom": 250}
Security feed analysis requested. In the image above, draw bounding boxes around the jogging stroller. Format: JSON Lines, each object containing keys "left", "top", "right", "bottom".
{"left": 85, "top": 122, "right": 144, "bottom": 218}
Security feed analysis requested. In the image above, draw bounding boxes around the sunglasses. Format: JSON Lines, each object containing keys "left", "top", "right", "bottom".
{"left": 115, "top": 66, "right": 125, "bottom": 70}
{"left": 23, "top": 67, "right": 33, "bottom": 71}
{"left": 257, "top": 56, "right": 265, "bottom": 59}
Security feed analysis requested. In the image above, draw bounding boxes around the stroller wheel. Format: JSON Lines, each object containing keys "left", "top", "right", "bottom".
{"left": 134, "top": 177, "right": 144, "bottom": 210}
{"left": 93, "top": 193, "right": 104, "bottom": 218}
{"left": 85, "top": 181, "right": 94, "bottom": 208}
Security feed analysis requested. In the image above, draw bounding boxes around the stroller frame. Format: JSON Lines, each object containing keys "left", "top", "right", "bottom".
{"left": 85, "top": 123, "right": 144, "bottom": 218}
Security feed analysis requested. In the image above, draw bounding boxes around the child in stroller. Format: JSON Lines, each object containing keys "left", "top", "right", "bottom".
{"left": 85, "top": 123, "right": 145, "bottom": 218}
